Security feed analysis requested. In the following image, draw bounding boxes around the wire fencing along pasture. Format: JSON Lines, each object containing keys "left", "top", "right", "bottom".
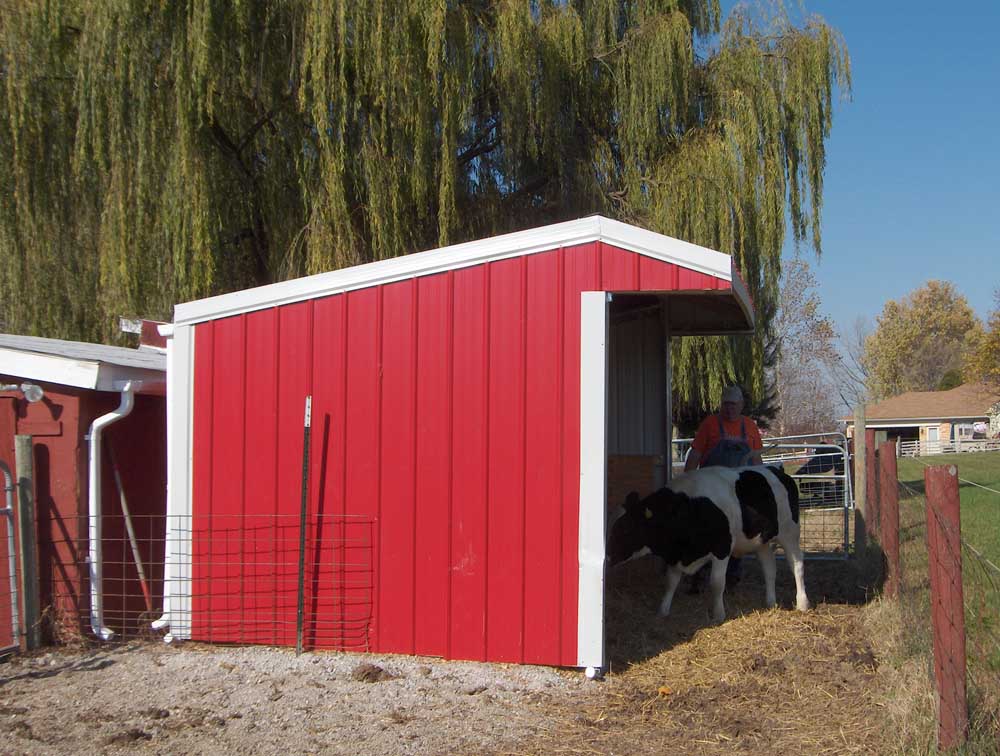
{"left": 881, "top": 447, "right": 1000, "bottom": 751}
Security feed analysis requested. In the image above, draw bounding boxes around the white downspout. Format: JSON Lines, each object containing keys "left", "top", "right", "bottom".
{"left": 88, "top": 381, "right": 136, "bottom": 640}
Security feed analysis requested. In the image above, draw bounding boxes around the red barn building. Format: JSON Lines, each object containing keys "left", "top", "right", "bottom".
{"left": 0, "top": 334, "right": 166, "bottom": 650}
{"left": 161, "top": 216, "right": 754, "bottom": 671}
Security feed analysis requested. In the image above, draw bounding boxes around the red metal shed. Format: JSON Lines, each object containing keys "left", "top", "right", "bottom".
{"left": 0, "top": 334, "right": 166, "bottom": 650}
{"left": 161, "top": 216, "right": 754, "bottom": 670}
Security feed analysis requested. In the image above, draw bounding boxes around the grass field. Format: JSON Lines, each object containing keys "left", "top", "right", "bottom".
{"left": 896, "top": 450, "right": 1000, "bottom": 566}
{"left": 889, "top": 450, "right": 1000, "bottom": 748}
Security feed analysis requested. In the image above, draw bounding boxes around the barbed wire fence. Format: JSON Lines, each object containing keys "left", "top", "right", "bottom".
{"left": 876, "top": 442, "right": 1000, "bottom": 751}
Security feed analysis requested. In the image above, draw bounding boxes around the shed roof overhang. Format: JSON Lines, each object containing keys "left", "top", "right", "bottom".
{"left": 0, "top": 334, "right": 166, "bottom": 394}
{"left": 173, "top": 215, "right": 755, "bottom": 334}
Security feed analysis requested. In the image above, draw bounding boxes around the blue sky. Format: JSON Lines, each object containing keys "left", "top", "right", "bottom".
{"left": 724, "top": 1, "right": 1000, "bottom": 333}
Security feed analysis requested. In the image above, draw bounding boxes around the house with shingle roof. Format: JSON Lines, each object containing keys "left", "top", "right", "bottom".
{"left": 845, "top": 383, "right": 1000, "bottom": 456}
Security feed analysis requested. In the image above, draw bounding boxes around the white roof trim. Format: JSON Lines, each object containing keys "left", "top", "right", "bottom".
{"left": 0, "top": 342, "right": 165, "bottom": 393}
{"left": 174, "top": 216, "right": 740, "bottom": 326}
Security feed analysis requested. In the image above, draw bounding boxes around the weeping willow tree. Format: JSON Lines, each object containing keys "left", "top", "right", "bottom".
{"left": 0, "top": 0, "right": 849, "bottom": 416}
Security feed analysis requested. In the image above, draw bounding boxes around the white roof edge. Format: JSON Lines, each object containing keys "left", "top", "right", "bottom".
{"left": 174, "top": 215, "right": 737, "bottom": 326}
{"left": 0, "top": 347, "right": 165, "bottom": 393}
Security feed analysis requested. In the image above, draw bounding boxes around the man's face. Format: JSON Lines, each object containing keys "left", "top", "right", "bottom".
{"left": 720, "top": 400, "right": 742, "bottom": 421}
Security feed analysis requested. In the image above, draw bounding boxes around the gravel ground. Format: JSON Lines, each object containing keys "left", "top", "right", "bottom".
{"left": 0, "top": 554, "right": 889, "bottom": 755}
{"left": 0, "top": 642, "right": 594, "bottom": 755}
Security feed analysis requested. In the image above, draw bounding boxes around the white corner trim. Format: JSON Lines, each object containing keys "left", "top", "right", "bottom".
{"left": 174, "top": 216, "right": 737, "bottom": 326}
{"left": 577, "top": 292, "right": 608, "bottom": 670}
{"left": 159, "top": 323, "right": 194, "bottom": 639}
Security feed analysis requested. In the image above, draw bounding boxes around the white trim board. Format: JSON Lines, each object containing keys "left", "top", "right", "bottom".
{"left": 159, "top": 323, "right": 194, "bottom": 639}
{"left": 577, "top": 291, "right": 608, "bottom": 670}
{"left": 0, "top": 345, "right": 165, "bottom": 392}
{"left": 174, "top": 216, "right": 745, "bottom": 327}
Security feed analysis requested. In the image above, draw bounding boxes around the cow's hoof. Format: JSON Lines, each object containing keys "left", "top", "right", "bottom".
{"left": 796, "top": 599, "right": 812, "bottom": 612}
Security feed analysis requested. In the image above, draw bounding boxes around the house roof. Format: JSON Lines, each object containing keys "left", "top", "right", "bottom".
{"left": 849, "top": 383, "right": 1000, "bottom": 424}
{"left": 0, "top": 333, "right": 166, "bottom": 394}
{"left": 172, "top": 215, "right": 754, "bottom": 332}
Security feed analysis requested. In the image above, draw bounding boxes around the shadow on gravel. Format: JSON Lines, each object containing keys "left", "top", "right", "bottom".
{"left": 0, "top": 647, "right": 128, "bottom": 687}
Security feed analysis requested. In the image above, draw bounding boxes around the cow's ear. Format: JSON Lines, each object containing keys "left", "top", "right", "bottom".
{"left": 624, "top": 491, "right": 640, "bottom": 513}
{"left": 644, "top": 508, "right": 653, "bottom": 520}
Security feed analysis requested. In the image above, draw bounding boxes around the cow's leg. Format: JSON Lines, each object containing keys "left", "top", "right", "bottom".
{"left": 708, "top": 557, "right": 728, "bottom": 622}
{"left": 657, "top": 565, "right": 683, "bottom": 617}
{"left": 756, "top": 545, "right": 777, "bottom": 608}
{"left": 778, "top": 531, "right": 811, "bottom": 612}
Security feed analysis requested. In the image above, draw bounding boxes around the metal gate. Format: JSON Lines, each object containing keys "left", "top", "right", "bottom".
{"left": 672, "top": 431, "right": 854, "bottom": 558}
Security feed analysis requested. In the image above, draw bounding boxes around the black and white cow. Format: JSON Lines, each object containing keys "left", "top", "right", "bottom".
{"left": 607, "top": 465, "right": 809, "bottom": 622}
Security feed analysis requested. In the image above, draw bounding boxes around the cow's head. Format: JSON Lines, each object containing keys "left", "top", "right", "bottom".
{"left": 607, "top": 491, "right": 655, "bottom": 566}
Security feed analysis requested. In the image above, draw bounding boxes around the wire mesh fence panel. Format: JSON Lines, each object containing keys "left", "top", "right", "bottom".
{"left": 42, "top": 513, "right": 374, "bottom": 651}
{"left": 185, "top": 513, "right": 375, "bottom": 650}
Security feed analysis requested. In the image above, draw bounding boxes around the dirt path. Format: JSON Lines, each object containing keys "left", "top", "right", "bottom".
{"left": 0, "top": 557, "right": 888, "bottom": 755}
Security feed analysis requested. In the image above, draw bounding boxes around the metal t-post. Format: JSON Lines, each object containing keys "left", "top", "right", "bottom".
{"left": 296, "top": 396, "right": 313, "bottom": 656}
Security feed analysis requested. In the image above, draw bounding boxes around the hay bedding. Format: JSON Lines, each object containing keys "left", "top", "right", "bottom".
{"left": 507, "top": 554, "right": 889, "bottom": 756}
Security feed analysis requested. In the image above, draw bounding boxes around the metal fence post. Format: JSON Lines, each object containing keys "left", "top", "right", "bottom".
{"left": 924, "top": 464, "right": 968, "bottom": 750}
{"left": 878, "top": 440, "right": 899, "bottom": 599}
{"left": 14, "top": 435, "right": 40, "bottom": 650}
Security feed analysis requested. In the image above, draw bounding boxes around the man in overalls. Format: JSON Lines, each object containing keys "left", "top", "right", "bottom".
{"left": 683, "top": 384, "right": 764, "bottom": 587}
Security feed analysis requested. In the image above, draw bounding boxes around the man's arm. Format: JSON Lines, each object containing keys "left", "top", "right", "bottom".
{"left": 747, "top": 418, "right": 764, "bottom": 465}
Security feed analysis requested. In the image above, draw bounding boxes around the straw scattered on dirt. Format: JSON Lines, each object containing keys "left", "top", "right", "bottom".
{"left": 508, "top": 553, "right": 890, "bottom": 756}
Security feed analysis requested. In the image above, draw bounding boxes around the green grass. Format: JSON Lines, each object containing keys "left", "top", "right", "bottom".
{"left": 891, "top": 451, "right": 1000, "bottom": 748}
{"left": 896, "top": 451, "right": 1000, "bottom": 566}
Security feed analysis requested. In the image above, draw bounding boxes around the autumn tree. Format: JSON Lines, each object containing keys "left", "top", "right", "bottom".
{"left": 0, "top": 0, "right": 849, "bottom": 415}
{"left": 862, "top": 280, "right": 981, "bottom": 400}
{"left": 770, "top": 256, "right": 839, "bottom": 434}
{"left": 965, "top": 289, "right": 1000, "bottom": 388}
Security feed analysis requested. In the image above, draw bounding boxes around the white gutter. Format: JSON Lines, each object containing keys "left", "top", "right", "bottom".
{"left": 87, "top": 380, "right": 136, "bottom": 640}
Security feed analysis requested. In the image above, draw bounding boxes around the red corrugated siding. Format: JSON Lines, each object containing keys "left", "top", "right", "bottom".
{"left": 243, "top": 308, "right": 280, "bottom": 644}
{"left": 191, "top": 242, "right": 721, "bottom": 665}
{"left": 450, "top": 265, "right": 489, "bottom": 661}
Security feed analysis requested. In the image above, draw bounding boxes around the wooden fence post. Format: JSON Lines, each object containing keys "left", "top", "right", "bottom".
{"left": 878, "top": 441, "right": 899, "bottom": 599}
{"left": 853, "top": 405, "right": 867, "bottom": 553}
{"left": 14, "top": 435, "right": 40, "bottom": 651}
{"left": 924, "top": 464, "right": 968, "bottom": 750}
{"left": 867, "top": 429, "right": 880, "bottom": 540}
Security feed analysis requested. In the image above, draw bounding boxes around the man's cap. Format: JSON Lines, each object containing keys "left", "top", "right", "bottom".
{"left": 721, "top": 385, "right": 743, "bottom": 404}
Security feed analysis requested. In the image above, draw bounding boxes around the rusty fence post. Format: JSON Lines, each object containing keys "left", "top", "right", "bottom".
{"left": 924, "top": 464, "right": 968, "bottom": 750}
{"left": 878, "top": 441, "right": 900, "bottom": 599}
{"left": 867, "top": 429, "right": 879, "bottom": 541}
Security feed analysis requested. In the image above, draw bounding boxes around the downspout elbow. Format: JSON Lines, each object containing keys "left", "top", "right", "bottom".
{"left": 88, "top": 382, "right": 136, "bottom": 641}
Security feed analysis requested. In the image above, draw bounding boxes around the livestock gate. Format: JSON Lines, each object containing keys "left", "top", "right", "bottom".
{"left": 672, "top": 432, "right": 855, "bottom": 557}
